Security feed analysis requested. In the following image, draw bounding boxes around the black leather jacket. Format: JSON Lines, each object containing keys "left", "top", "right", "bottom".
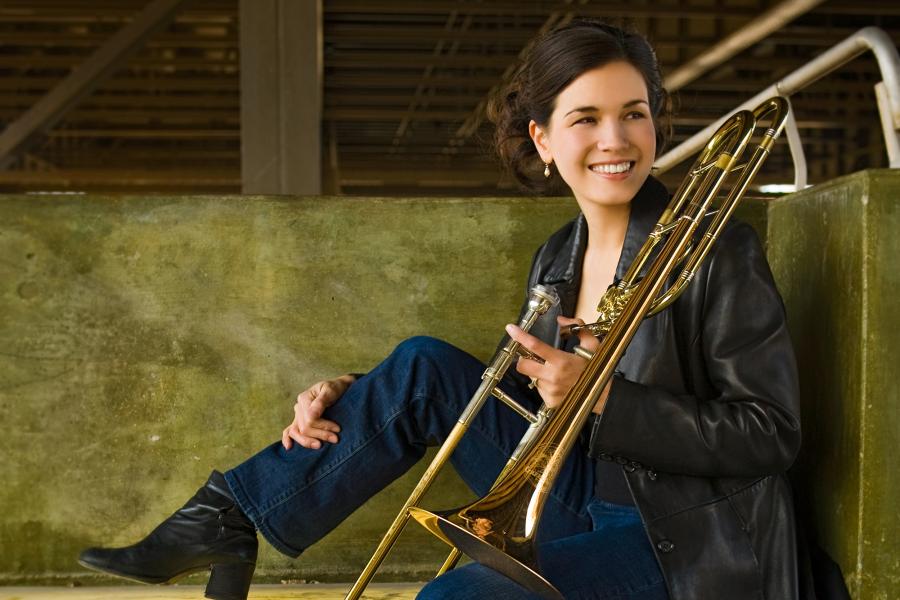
{"left": 519, "top": 176, "right": 802, "bottom": 600}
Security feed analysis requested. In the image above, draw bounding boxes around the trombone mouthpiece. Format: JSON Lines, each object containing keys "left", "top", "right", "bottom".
{"left": 527, "top": 285, "right": 560, "bottom": 314}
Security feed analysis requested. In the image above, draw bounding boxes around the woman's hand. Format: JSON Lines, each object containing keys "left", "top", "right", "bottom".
{"left": 506, "top": 316, "right": 611, "bottom": 413}
{"left": 282, "top": 374, "right": 356, "bottom": 450}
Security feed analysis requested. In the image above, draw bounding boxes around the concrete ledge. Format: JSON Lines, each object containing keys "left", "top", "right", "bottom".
{"left": 768, "top": 169, "right": 900, "bottom": 600}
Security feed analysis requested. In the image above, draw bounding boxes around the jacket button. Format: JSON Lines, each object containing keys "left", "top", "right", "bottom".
{"left": 599, "top": 452, "right": 613, "bottom": 462}
{"left": 647, "top": 469, "right": 658, "bottom": 481}
{"left": 615, "top": 455, "right": 628, "bottom": 465}
{"left": 624, "top": 462, "right": 636, "bottom": 473}
{"left": 656, "top": 539, "right": 675, "bottom": 554}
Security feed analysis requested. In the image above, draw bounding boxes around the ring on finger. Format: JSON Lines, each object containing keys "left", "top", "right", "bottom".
{"left": 528, "top": 376, "right": 540, "bottom": 390}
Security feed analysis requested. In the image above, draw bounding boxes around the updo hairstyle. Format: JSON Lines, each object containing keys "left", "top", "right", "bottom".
{"left": 488, "top": 20, "right": 672, "bottom": 193}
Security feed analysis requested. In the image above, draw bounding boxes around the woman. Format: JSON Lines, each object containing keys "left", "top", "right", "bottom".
{"left": 79, "top": 21, "right": 802, "bottom": 600}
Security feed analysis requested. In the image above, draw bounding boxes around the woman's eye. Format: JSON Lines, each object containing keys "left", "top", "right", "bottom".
{"left": 626, "top": 111, "right": 647, "bottom": 120}
{"left": 575, "top": 116, "right": 595, "bottom": 125}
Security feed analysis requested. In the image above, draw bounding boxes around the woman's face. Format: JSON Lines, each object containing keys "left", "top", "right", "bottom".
{"left": 530, "top": 61, "right": 657, "bottom": 211}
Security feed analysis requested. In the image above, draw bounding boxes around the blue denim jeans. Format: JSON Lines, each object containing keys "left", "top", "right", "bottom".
{"left": 225, "top": 336, "right": 667, "bottom": 599}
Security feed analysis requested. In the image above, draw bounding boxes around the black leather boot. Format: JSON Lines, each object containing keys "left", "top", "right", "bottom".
{"left": 79, "top": 470, "right": 258, "bottom": 600}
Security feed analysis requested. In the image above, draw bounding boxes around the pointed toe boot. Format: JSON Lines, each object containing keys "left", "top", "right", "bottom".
{"left": 79, "top": 470, "right": 257, "bottom": 600}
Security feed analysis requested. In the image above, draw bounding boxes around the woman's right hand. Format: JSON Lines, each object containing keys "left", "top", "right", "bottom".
{"left": 281, "top": 374, "right": 356, "bottom": 450}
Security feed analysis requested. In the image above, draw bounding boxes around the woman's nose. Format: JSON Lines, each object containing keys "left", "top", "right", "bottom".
{"left": 595, "top": 120, "right": 629, "bottom": 151}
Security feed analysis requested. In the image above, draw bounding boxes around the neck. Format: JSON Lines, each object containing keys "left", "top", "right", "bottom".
{"left": 581, "top": 201, "right": 631, "bottom": 253}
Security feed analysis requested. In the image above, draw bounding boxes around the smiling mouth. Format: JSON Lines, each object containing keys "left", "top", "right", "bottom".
{"left": 589, "top": 161, "right": 634, "bottom": 174}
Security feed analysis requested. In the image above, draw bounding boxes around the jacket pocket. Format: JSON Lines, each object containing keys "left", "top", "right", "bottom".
{"left": 646, "top": 496, "right": 764, "bottom": 600}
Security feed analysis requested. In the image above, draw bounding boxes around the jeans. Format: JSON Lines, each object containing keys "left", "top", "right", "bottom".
{"left": 225, "top": 336, "right": 668, "bottom": 599}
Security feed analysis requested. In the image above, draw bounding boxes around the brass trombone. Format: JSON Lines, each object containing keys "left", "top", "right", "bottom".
{"left": 345, "top": 96, "right": 790, "bottom": 600}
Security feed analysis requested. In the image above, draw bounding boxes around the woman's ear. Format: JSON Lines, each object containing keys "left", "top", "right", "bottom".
{"left": 528, "top": 120, "right": 552, "bottom": 164}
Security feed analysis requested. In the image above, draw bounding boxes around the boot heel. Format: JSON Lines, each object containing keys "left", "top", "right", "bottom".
{"left": 205, "top": 561, "right": 254, "bottom": 600}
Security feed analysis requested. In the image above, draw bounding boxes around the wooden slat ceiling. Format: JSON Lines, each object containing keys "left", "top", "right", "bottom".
{"left": 0, "top": 0, "right": 897, "bottom": 194}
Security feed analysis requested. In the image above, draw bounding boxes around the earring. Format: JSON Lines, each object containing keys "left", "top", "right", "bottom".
{"left": 543, "top": 162, "right": 551, "bottom": 178}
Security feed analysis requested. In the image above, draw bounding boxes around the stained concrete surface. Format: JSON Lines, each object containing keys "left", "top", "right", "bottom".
{"left": 768, "top": 169, "right": 900, "bottom": 600}
{"left": 0, "top": 195, "right": 578, "bottom": 585}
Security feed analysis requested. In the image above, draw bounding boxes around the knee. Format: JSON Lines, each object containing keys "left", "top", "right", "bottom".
{"left": 391, "top": 336, "right": 459, "bottom": 370}
{"left": 382, "top": 336, "right": 483, "bottom": 418}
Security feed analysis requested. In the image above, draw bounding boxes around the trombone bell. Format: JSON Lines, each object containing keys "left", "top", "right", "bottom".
{"left": 408, "top": 506, "right": 563, "bottom": 600}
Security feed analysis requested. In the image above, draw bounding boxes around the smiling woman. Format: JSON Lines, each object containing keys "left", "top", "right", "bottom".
{"left": 77, "top": 20, "right": 803, "bottom": 600}
{"left": 490, "top": 22, "right": 671, "bottom": 196}
{"left": 529, "top": 64, "right": 657, "bottom": 212}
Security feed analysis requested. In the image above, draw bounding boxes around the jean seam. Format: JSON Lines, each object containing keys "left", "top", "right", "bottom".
{"left": 592, "top": 498, "right": 641, "bottom": 517}
{"left": 224, "top": 470, "right": 304, "bottom": 558}
{"left": 255, "top": 519, "right": 304, "bottom": 559}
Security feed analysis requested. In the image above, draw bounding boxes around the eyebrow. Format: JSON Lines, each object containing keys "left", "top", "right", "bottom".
{"left": 564, "top": 99, "right": 649, "bottom": 117}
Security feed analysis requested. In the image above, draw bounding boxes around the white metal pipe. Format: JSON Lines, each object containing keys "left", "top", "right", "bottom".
{"left": 656, "top": 27, "right": 900, "bottom": 174}
{"left": 875, "top": 82, "right": 900, "bottom": 167}
{"left": 665, "top": 0, "right": 825, "bottom": 91}
{"left": 783, "top": 102, "right": 808, "bottom": 189}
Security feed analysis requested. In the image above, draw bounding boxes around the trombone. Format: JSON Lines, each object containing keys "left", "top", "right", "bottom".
{"left": 345, "top": 96, "right": 790, "bottom": 600}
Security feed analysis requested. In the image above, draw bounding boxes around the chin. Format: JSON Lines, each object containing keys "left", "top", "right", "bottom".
{"left": 578, "top": 180, "right": 645, "bottom": 208}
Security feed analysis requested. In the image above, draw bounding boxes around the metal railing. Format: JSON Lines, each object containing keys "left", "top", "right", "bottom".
{"left": 654, "top": 27, "right": 900, "bottom": 189}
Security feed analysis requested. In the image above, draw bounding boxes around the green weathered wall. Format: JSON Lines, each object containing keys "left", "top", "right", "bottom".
{"left": 1, "top": 178, "right": 895, "bottom": 596}
{"left": 768, "top": 169, "right": 900, "bottom": 600}
{"left": 0, "top": 194, "right": 581, "bottom": 585}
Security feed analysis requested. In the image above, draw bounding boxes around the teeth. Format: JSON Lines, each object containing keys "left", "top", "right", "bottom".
{"left": 591, "top": 162, "right": 632, "bottom": 174}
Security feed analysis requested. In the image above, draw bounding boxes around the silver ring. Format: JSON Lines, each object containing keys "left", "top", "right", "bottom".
{"left": 573, "top": 345, "right": 595, "bottom": 361}
{"left": 528, "top": 376, "right": 539, "bottom": 390}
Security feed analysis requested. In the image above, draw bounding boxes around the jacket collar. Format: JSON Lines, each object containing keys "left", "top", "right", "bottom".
{"left": 542, "top": 175, "right": 670, "bottom": 287}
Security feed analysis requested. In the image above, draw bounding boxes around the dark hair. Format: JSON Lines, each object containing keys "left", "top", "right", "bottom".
{"left": 488, "top": 20, "right": 672, "bottom": 193}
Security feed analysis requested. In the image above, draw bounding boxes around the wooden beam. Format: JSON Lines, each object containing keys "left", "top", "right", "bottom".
{"left": 326, "top": 108, "right": 470, "bottom": 122}
{"left": 0, "top": 92, "right": 239, "bottom": 110}
{"left": 0, "top": 0, "right": 188, "bottom": 168}
{"left": 44, "top": 129, "right": 238, "bottom": 139}
{"left": 0, "top": 55, "right": 239, "bottom": 70}
{"left": 0, "top": 32, "right": 235, "bottom": 48}
{"left": 240, "top": 0, "right": 322, "bottom": 194}
{"left": 0, "top": 76, "right": 240, "bottom": 92}
{"left": 0, "top": 168, "right": 239, "bottom": 191}
{"left": 324, "top": 0, "right": 762, "bottom": 19}
{"left": 664, "top": 0, "right": 825, "bottom": 91}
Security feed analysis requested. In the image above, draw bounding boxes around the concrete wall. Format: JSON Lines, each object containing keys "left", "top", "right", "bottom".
{"left": 0, "top": 194, "right": 579, "bottom": 585}
{"left": 768, "top": 169, "right": 900, "bottom": 600}
{"left": 1, "top": 173, "right": 896, "bottom": 596}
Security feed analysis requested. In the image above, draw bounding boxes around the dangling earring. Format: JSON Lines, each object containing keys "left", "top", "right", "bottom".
{"left": 543, "top": 162, "right": 552, "bottom": 178}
